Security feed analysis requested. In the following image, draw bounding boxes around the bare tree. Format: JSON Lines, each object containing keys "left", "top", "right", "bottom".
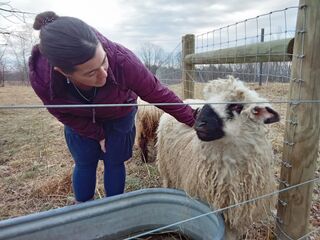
{"left": 139, "top": 42, "right": 167, "bottom": 74}
{"left": 0, "top": 43, "right": 7, "bottom": 86}
{"left": 0, "top": 2, "right": 36, "bottom": 84}
{"left": 154, "top": 46, "right": 183, "bottom": 85}
{"left": 4, "top": 23, "right": 38, "bottom": 84}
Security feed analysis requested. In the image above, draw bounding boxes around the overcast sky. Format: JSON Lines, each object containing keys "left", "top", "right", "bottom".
{"left": 3, "top": 0, "right": 299, "bottom": 54}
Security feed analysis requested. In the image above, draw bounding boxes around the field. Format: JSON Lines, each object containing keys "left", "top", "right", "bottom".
{"left": 0, "top": 83, "right": 319, "bottom": 239}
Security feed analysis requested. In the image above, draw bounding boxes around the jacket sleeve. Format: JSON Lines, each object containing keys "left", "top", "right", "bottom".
{"left": 94, "top": 30, "right": 194, "bottom": 126}
{"left": 122, "top": 52, "right": 195, "bottom": 127}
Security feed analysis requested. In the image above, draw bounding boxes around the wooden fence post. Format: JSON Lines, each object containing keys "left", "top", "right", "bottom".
{"left": 276, "top": 0, "right": 320, "bottom": 239}
{"left": 258, "top": 28, "right": 264, "bottom": 86}
{"left": 182, "top": 34, "right": 195, "bottom": 99}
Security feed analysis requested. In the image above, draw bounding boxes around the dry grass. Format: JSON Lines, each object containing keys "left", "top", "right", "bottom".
{"left": 0, "top": 84, "right": 319, "bottom": 239}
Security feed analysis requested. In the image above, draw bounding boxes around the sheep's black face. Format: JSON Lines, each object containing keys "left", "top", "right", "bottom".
{"left": 194, "top": 104, "right": 225, "bottom": 141}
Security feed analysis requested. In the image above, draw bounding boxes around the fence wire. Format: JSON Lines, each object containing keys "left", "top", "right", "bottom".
{"left": 1, "top": 99, "right": 320, "bottom": 109}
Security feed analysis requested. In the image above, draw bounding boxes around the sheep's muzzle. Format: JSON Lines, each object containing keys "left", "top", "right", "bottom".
{"left": 194, "top": 104, "right": 225, "bottom": 141}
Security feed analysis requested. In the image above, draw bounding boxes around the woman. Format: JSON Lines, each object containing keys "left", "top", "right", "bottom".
{"left": 29, "top": 11, "right": 196, "bottom": 203}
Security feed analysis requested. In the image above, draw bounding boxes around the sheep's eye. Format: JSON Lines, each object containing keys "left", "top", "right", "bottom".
{"left": 198, "top": 121, "right": 207, "bottom": 127}
{"left": 226, "top": 104, "right": 244, "bottom": 119}
{"left": 227, "top": 104, "right": 243, "bottom": 114}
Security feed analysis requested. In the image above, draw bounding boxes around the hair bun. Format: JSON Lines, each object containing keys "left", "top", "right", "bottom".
{"left": 33, "top": 11, "right": 59, "bottom": 30}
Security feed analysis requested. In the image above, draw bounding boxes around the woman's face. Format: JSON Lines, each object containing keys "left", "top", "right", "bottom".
{"left": 69, "top": 43, "right": 109, "bottom": 89}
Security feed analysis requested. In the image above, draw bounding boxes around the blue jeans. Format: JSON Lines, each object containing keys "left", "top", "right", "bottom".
{"left": 64, "top": 108, "right": 136, "bottom": 202}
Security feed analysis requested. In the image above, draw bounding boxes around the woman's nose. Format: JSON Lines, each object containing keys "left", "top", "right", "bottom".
{"left": 100, "top": 66, "right": 108, "bottom": 78}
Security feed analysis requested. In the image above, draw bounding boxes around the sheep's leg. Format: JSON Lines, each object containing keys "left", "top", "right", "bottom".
{"left": 225, "top": 225, "right": 238, "bottom": 240}
{"left": 157, "top": 164, "right": 171, "bottom": 188}
{"left": 162, "top": 175, "right": 174, "bottom": 188}
{"left": 139, "top": 135, "right": 148, "bottom": 163}
{"left": 162, "top": 178, "right": 169, "bottom": 188}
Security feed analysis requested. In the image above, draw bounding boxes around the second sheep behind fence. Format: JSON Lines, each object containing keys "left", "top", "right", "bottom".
{"left": 135, "top": 98, "right": 163, "bottom": 163}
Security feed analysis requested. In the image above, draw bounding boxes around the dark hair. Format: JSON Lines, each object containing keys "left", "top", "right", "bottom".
{"left": 33, "top": 11, "right": 99, "bottom": 73}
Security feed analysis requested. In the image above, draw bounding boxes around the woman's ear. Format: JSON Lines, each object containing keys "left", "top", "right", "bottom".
{"left": 53, "top": 66, "right": 68, "bottom": 77}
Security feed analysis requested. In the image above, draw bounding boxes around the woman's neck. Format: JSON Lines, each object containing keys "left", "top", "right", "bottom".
{"left": 72, "top": 80, "right": 93, "bottom": 91}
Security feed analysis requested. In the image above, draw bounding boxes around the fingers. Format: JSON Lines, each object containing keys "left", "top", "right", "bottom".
{"left": 100, "top": 139, "right": 106, "bottom": 153}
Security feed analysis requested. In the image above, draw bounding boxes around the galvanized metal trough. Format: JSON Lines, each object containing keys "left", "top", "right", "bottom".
{"left": 0, "top": 188, "right": 224, "bottom": 240}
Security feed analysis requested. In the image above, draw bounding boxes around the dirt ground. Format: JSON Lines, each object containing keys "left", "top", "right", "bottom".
{"left": 0, "top": 83, "right": 319, "bottom": 239}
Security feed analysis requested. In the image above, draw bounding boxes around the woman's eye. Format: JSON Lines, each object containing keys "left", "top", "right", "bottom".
{"left": 88, "top": 72, "right": 96, "bottom": 77}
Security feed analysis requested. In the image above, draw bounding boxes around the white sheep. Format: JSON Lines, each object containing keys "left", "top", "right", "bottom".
{"left": 156, "top": 76, "right": 280, "bottom": 239}
{"left": 135, "top": 98, "right": 163, "bottom": 162}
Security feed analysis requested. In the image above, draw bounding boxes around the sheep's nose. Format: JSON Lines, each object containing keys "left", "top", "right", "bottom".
{"left": 265, "top": 107, "right": 280, "bottom": 123}
{"left": 194, "top": 104, "right": 225, "bottom": 141}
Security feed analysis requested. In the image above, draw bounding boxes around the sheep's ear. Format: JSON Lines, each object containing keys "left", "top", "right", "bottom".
{"left": 236, "top": 90, "right": 245, "bottom": 100}
{"left": 203, "top": 84, "right": 214, "bottom": 100}
{"left": 251, "top": 106, "right": 280, "bottom": 124}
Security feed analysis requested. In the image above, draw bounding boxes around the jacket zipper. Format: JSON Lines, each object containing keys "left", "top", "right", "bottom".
{"left": 92, "top": 108, "right": 96, "bottom": 123}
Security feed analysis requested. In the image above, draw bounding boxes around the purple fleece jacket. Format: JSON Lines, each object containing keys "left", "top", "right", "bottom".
{"left": 28, "top": 31, "right": 195, "bottom": 141}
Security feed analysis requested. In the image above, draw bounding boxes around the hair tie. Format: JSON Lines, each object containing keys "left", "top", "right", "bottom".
{"left": 42, "top": 17, "right": 55, "bottom": 26}
{"left": 33, "top": 11, "right": 59, "bottom": 30}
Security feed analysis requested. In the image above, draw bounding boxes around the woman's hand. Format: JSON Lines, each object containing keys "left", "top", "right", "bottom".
{"left": 99, "top": 139, "right": 106, "bottom": 153}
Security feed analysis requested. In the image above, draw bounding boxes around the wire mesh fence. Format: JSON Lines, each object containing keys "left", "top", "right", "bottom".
{"left": 155, "top": 3, "right": 319, "bottom": 239}
{"left": 157, "top": 7, "right": 299, "bottom": 101}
